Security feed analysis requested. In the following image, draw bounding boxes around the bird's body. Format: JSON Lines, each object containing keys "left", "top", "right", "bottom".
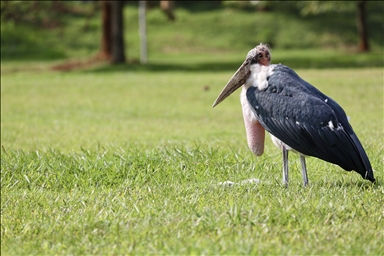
{"left": 213, "top": 44, "right": 375, "bottom": 185}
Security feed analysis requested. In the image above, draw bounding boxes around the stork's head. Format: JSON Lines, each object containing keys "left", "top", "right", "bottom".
{"left": 212, "top": 43, "right": 271, "bottom": 107}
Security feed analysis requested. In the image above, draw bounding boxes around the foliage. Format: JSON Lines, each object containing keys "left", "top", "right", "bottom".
{"left": 0, "top": 1, "right": 99, "bottom": 60}
{"left": 221, "top": 1, "right": 375, "bottom": 15}
{"left": 1, "top": 2, "right": 383, "bottom": 62}
{"left": 0, "top": 1, "right": 96, "bottom": 29}
{"left": 296, "top": 1, "right": 356, "bottom": 16}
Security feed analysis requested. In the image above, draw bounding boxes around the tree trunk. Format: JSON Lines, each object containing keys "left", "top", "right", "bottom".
{"left": 100, "top": 1, "right": 112, "bottom": 60}
{"left": 160, "top": 1, "right": 175, "bottom": 21}
{"left": 111, "top": 1, "right": 126, "bottom": 63}
{"left": 357, "top": 1, "right": 369, "bottom": 52}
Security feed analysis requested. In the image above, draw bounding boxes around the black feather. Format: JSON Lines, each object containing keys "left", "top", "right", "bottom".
{"left": 246, "top": 64, "right": 375, "bottom": 182}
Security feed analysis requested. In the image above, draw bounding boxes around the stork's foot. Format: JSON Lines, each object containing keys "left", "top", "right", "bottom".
{"left": 219, "top": 178, "right": 260, "bottom": 186}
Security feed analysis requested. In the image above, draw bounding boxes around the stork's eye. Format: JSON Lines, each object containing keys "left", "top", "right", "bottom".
{"left": 250, "top": 52, "right": 263, "bottom": 64}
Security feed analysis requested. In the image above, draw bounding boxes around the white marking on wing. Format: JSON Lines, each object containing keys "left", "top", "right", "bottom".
{"left": 328, "top": 120, "right": 334, "bottom": 130}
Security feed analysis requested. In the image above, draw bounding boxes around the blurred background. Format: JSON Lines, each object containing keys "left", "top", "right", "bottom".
{"left": 1, "top": 1, "right": 383, "bottom": 151}
{"left": 1, "top": 1, "right": 383, "bottom": 71}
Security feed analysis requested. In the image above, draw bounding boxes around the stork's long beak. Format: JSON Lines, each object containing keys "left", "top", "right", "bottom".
{"left": 212, "top": 59, "right": 251, "bottom": 108}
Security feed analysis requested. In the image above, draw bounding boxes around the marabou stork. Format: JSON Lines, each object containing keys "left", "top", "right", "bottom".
{"left": 213, "top": 43, "right": 375, "bottom": 186}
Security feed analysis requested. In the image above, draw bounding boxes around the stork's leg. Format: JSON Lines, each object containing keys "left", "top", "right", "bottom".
{"left": 282, "top": 148, "right": 288, "bottom": 187}
{"left": 300, "top": 155, "right": 308, "bottom": 186}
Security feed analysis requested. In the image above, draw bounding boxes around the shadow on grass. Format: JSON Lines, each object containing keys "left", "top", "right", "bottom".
{"left": 83, "top": 54, "right": 384, "bottom": 74}
{"left": 1, "top": 26, "right": 67, "bottom": 61}
{"left": 84, "top": 60, "right": 242, "bottom": 73}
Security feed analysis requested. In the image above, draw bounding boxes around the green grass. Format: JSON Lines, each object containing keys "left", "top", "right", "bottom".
{"left": 1, "top": 2, "right": 383, "bottom": 254}
{"left": 2, "top": 68, "right": 382, "bottom": 151}
{"left": 1, "top": 67, "right": 383, "bottom": 255}
{"left": 1, "top": 147, "right": 382, "bottom": 255}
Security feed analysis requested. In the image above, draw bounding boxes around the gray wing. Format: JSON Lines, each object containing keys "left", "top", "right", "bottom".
{"left": 246, "top": 64, "right": 374, "bottom": 182}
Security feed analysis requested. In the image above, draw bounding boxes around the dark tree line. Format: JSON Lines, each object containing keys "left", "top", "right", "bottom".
{"left": 98, "top": 0, "right": 371, "bottom": 65}
{"left": 1, "top": 0, "right": 374, "bottom": 65}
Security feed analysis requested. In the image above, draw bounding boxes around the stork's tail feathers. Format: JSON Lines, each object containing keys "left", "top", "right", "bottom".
{"left": 365, "top": 171, "right": 376, "bottom": 183}
{"left": 362, "top": 166, "right": 375, "bottom": 183}
{"left": 350, "top": 133, "right": 375, "bottom": 183}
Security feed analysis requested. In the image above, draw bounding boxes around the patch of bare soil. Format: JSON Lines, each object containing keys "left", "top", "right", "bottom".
{"left": 50, "top": 54, "right": 109, "bottom": 72}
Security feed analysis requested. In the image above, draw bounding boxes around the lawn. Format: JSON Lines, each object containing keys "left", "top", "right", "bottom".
{"left": 1, "top": 2, "right": 383, "bottom": 255}
{"left": 1, "top": 65, "right": 383, "bottom": 255}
